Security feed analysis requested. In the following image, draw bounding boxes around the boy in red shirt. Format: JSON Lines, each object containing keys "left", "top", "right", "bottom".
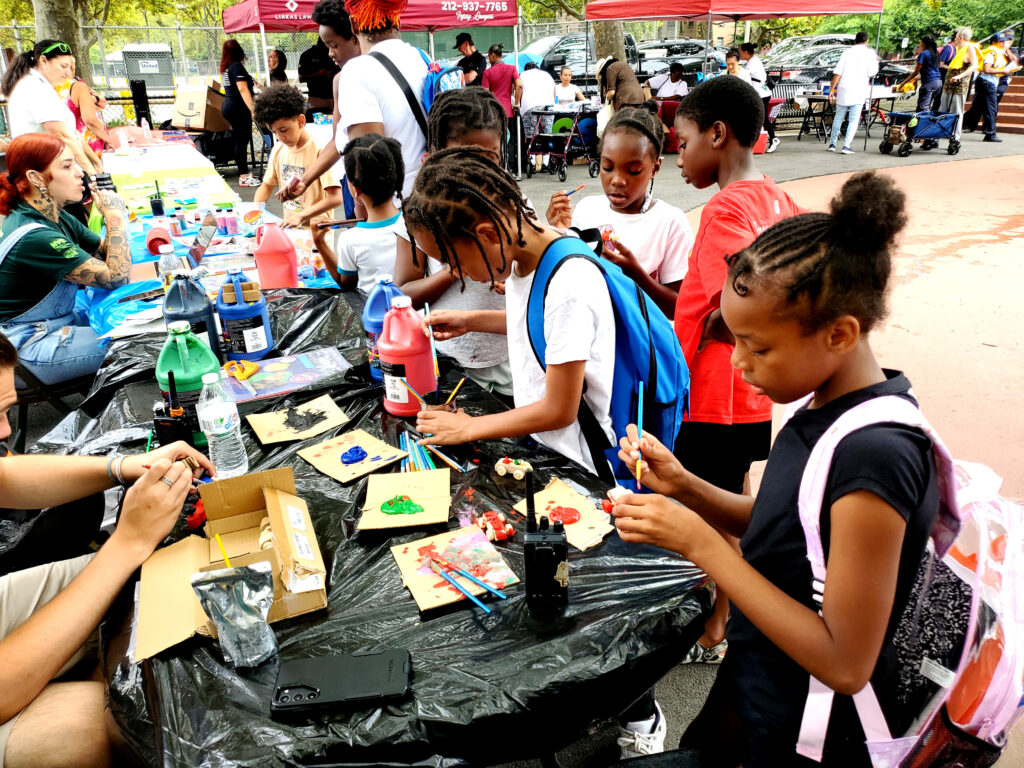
{"left": 672, "top": 75, "right": 802, "bottom": 662}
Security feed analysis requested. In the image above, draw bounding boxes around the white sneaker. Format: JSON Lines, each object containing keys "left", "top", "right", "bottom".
{"left": 841, "top": 146, "right": 855, "bottom": 155}
{"left": 617, "top": 701, "right": 667, "bottom": 759}
{"left": 766, "top": 137, "right": 781, "bottom": 154}
{"left": 827, "top": 144, "right": 836, "bottom": 152}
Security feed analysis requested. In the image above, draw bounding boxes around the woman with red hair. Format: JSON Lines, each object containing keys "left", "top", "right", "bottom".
{"left": 0, "top": 133, "right": 131, "bottom": 384}
{"left": 219, "top": 39, "right": 259, "bottom": 186}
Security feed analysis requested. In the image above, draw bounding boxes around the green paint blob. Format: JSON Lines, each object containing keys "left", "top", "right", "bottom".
{"left": 381, "top": 494, "right": 424, "bottom": 515}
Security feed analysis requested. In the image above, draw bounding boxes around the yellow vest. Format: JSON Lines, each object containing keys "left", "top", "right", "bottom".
{"left": 979, "top": 45, "right": 1009, "bottom": 76}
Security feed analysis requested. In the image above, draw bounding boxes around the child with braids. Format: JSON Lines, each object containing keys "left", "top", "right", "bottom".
{"left": 546, "top": 102, "right": 692, "bottom": 317}
{"left": 311, "top": 133, "right": 403, "bottom": 292}
{"left": 394, "top": 88, "right": 513, "bottom": 396}
{"left": 614, "top": 172, "right": 940, "bottom": 767}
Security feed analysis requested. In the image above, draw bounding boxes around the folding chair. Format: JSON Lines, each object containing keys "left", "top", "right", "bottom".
{"left": 253, "top": 123, "right": 274, "bottom": 179}
{"left": 12, "top": 363, "right": 94, "bottom": 454}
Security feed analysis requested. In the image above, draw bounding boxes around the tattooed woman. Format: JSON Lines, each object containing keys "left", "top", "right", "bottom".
{"left": 0, "top": 133, "right": 131, "bottom": 384}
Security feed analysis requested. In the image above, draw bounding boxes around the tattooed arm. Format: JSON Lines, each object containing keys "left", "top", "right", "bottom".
{"left": 65, "top": 188, "right": 131, "bottom": 289}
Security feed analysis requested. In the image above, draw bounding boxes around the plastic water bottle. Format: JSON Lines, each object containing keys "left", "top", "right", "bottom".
{"left": 141, "top": 117, "right": 152, "bottom": 139}
{"left": 197, "top": 372, "right": 248, "bottom": 478}
{"left": 158, "top": 244, "right": 179, "bottom": 293}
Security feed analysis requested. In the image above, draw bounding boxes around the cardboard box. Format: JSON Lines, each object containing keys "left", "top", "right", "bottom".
{"left": 134, "top": 468, "right": 327, "bottom": 661}
{"left": 171, "top": 86, "right": 231, "bottom": 132}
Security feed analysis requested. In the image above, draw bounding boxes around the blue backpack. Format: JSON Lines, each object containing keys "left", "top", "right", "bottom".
{"left": 415, "top": 49, "right": 464, "bottom": 113}
{"left": 526, "top": 237, "right": 689, "bottom": 483}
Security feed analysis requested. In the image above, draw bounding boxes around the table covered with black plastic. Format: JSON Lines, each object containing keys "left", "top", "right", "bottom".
{"left": 34, "top": 290, "right": 713, "bottom": 767}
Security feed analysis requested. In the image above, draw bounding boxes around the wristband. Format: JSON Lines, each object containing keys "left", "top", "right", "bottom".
{"left": 106, "top": 453, "right": 119, "bottom": 484}
{"left": 113, "top": 454, "right": 129, "bottom": 487}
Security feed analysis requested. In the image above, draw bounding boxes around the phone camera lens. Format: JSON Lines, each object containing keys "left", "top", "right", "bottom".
{"left": 293, "top": 694, "right": 303, "bottom": 701}
{"left": 280, "top": 695, "right": 290, "bottom": 702}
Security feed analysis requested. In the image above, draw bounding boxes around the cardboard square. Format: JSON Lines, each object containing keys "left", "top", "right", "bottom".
{"left": 513, "top": 477, "right": 614, "bottom": 551}
{"left": 297, "top": 429, "right": 405, "bottom": 484}
{"left": 359, "top": 468, "right": 451, "bottom": 530}
{"left": 246, "top": 394, "right": 349, "bottom": 445}
{"left": 390, "top": 526, "right": 519, "bottom": 611}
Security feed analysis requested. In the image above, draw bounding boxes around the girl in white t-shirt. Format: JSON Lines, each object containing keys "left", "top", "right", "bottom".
{"left": 393, "top": 88, "right": 513, "bottom": 395}
{"left": 554, "top": 66, "right": 586, "bottom": 104}
{"left": 546, "top": 102, "right": 693, "bottom": 317}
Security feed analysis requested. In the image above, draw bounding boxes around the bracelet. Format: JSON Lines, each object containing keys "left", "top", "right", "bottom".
{"left": 106, "top": 454, "right": 119, "bottom": 484}
{"left": 113, "top": 454, "right": 128, "bottom": 487}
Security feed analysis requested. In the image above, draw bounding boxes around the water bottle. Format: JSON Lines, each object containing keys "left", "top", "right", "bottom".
{"left": 141, "top": 117, "right": 152, "bottom": 139}
{"left": 158, "top": 244, "right": 179, "bottom": 293}
{"left": 197, "top": 372, "right": 248, "bottom": 478}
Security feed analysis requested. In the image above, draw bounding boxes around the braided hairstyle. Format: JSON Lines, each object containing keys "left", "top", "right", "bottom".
{"left": 601, "top": 101, "right": 663, "bottom": 159}
{"left": 342, "top": 133, "right": 405, "bottom": 207}
{"left": 426, "top": 88, "right": 506, "bottom": 153}
{"left": 726, "top": 171, "right": 907, "bottom": 334}
{"left": 403, "top": 146, "right": 540, "bottom": 288}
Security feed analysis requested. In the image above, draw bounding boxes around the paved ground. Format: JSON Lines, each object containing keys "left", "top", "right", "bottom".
{"left": 22, "top": 130, "right": 1024, "bottom": 767}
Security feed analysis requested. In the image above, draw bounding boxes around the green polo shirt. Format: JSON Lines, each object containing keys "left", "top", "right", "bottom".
{"left": 0, "top": 201, "right": 99, "bottom": 320}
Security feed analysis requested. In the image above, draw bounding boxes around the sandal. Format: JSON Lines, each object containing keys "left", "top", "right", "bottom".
{"left": 680, "top": 639, "right": 727, "bottom": 665}
{"left": 238, "top": 174, "right": 261, "bottom": 187}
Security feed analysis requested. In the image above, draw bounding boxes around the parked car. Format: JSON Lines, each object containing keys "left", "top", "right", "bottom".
{"left": 638, "top": 38, "right": 711, "bottom": 57}
{"left": 521, "top": 33, "right": 641, "bottom": 78}
{"left": 768, "top": 45, "right": 909, "bottom": 86}
{"left": 642, "top": 55, "right": 705, "bottom": 87}
{"left": 765, "top": 34, "right": 856, "bottom": 61}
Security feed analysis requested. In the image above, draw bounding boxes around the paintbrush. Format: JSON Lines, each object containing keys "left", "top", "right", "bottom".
{"left": 428, "top": 559, "right": 491, "bottom": 613}
{"left": 444, "top": 377, "right": 467, "bottom": 406}
{"left": 636, "top": 380, "right": 644, "bottom": 491}
{"left": 424, "top": 443, "right": 464, "bottom": 473}
{"left": 400, "top": 379, "right": 428, "bottom": 407}
{"left": 431, "top": 555, "right": 507, "bottom": 599}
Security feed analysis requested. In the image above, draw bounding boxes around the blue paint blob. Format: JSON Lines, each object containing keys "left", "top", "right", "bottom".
{"left": 341, "top": 446, "right": 368, "bottom": 464}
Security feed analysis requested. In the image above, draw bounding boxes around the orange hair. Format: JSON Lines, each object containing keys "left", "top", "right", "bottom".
{"left": 344, "top": 0, "right": 406, "bottom": 32}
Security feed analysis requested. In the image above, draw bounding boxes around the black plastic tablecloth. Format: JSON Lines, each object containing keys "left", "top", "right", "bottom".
{"left": 34, "top": 290, "right": 713, "bottom": 767}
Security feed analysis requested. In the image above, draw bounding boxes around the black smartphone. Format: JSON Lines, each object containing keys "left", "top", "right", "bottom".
{"left": 271, "top": 649, "right": 411, "bottom": 717}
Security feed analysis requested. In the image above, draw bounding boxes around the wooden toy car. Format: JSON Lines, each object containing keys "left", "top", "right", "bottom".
{"left": 495, "top": 456, "right": 532, "bottom": 480}
{"left": 477, "top": 510, "right": 515, "bottom": 541}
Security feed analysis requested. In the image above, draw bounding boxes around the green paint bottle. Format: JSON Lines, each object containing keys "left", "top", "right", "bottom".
{"left": 156, "top": 320, "right": 221, "bottom": 447}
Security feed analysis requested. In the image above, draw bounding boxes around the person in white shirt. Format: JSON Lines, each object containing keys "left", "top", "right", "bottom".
{"left": 554, "top": 66, "right": 586, "bottom": 104}
{"left": 335, "top": 0, "right": 429, "bottom": 197}
{"left": 519, "top": 62, "right": 556, "bottom": 163}
{"left": 740, "top": 43, "right": 779, "bottom": 153}
{"left": 1, "top": 40, "right": 99, "bottom": 175}
{"left": 725, "top": 49, "right": 752, "bottom": 85}
{"left": 827, "top": 31, "right": 879, "bottom": 153}
{"left": 546, "top": 103, "right": 692, "bottom": 318}
{"left": 650, "top": 62, "right": 689, "bottom": 100}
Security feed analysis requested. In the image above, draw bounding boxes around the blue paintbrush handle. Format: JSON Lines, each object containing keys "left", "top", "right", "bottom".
{"left": 454, "top": 567, "right": 507, "bottom": 600}
{"left": 436, "top": 567, "right": 492, "bottom": 614}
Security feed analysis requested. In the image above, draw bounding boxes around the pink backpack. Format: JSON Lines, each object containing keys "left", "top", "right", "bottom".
{"left": 785, "top": 394, "right": 1022, "bottom": 767}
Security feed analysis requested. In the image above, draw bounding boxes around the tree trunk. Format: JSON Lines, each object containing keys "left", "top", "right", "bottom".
{"left": 33, "top": 0, "right": 93, "bottom": 86}
{"left": 593, "top": 20, "right": 625, "bottom": 62}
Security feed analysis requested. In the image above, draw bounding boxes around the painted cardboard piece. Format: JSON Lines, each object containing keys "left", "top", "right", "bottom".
{"left": 513, "top": 477, "right": 614, "bottom": 551}
{"left": 298, "top": 429, "right": 405, "bottom": 484}
{"left": 245, "top": 394, "right": 349, "bottom": 444}
{"left": 390, "top": 526, "right": 519, "bottom": 611}
{"left": 359, "top": 468, "right": 452, "bottom": 530}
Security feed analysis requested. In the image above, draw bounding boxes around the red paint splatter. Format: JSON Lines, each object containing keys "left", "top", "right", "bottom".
{"left": 601, "top": 499, "right": 614, "bottom": 514}
{"left": 314, "top": 453, "right": 322, "bottom": 457}
{"left": 549, "top": 506, "right": 580, "bottom": 524}
{"left": 402, "top": 547, "right": 409, "bottom": 554}
{"left": 465, "top": 488, "right": 476, "bottom": 500}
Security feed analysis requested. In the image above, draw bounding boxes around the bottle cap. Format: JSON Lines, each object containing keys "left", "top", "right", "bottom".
{"left": 168, "top": 320, "right": 190, "bottom": 333}
{"left": 391, "top": 295, "right": 412, "bottom": 309}
{"left": 375, "top": 273, "right": 393, "bottom": 284}
{"left": 202, "top": 372, "right": 220, "bottom": 385}
{"left": 226, "top": 265, "right": 243, "bottom": 274}
{"left": 158, "top": 244, "right": 174, "bottom": 254}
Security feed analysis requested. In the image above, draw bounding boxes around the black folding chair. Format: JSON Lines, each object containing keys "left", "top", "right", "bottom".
{"left": 12, "top": 363, "right": 93, "bottom": 454}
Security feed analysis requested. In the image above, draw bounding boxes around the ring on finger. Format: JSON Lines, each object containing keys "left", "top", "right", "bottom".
{"left": 159, "top": 476, "right": 175, "bottom": 487}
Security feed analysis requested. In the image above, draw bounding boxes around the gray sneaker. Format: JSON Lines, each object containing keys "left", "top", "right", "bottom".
{"left": 680, "top": 639, "right": 727, "bottom": 665}
{"left": 827, "top": 144, "right": 836, "bottom": 152}
{"left": 841, "top": 146, "right": 855, "bottom": 155}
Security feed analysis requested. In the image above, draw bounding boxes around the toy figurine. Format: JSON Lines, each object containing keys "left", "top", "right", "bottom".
{"left": 494, "top": 456, "right": 532, "bottom": 481}
{"left": 477, "top": 510, "right": 515, "bottom": 541}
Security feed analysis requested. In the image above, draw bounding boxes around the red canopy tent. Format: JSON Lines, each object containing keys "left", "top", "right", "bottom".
{"left": 584, "top": 0, "right": 883, "bottom": 21}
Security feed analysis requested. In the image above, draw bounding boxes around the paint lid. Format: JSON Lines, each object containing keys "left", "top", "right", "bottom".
{"left": 391, "top": 295, "right": 412, "bottom": 309}
{"left": 202, "top": 372, "right": 220, "bottom": 385}
{"left": 375, "top": 273, "right": 394, "bottom": 284}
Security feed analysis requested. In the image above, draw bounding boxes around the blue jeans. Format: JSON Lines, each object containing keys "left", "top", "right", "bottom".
{"left": 828, "top": 103, "right": 861, "bottom": 149}
{"left": 1, "top": 279, "right": 107, "bottom": 386}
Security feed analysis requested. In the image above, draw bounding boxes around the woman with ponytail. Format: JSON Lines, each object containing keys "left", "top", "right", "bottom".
{"left": 1, "top": 40, "right": 100, "bottom": 175}
{"left": 0, "top": 133, "right": 131, "bottom": 384}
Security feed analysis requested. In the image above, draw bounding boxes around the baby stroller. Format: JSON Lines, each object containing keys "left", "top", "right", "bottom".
{"left": 880, "top": 110, "right": 961, "bottom": 157}
{"left": 525, "top": 104, "right": 601, "bottom": 182}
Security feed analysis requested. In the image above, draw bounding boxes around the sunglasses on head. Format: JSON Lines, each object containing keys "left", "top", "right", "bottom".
{"left": 41, "top": 42, "right": 72, "bottom": 56}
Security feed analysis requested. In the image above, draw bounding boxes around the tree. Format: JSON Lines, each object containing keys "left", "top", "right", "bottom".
{"left": 33, "top": 0, "right": 86, "bottom": 80}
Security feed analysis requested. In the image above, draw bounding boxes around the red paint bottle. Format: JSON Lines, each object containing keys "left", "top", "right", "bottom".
{"left": 378, "top": 295, "right": 437, "bottom": 417}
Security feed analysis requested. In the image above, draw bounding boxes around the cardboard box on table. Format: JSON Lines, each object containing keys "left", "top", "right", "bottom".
{"left": 134, "top": 468, "right": 327, "bottom": 661}
{"left": 171, "top": 86, "right": 231, "bottom": 132}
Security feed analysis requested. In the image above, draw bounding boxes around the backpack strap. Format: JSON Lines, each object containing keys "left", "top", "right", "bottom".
{"left": 794, "top": 394, "right": 962, "bottom": 762}
{"left": 0, "top": 223, "right": 47, "bottom": 270}
{"left": 367, "top": 51, "right": 429, "bottom": 139}
{"left": 526, "top": 237, "right": 615, "bottom": 484}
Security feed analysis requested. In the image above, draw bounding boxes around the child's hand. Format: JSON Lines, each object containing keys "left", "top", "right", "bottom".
{"left": 276, "top": 178, "right": 306, "bottom": 202}
{"left": 698, "top": 308, "right": 735, "bottom": 352}
{"left": 416, "top": 408, "right": 474, "bottom": 445}
{"left": 281, "top": 211, "right": 304, "bottom": 229}
{"left": 618, "top": 424, "right": 687, "bottom": 497}
{"left": 545, "top": 191, "right": 573, "bottom": 229}
{"left": 611, "top": 492, "right": 711, "bottom": 556}
{"left": 423, "top": 309, "right": 472, "bottom": 341}
{"left": 601, "top": 239, "right": 643, "bottom": 278}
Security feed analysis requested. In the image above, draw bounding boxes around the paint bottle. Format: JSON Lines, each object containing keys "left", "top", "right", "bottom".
{"left": 217, "top": 266, "right": 273, "bottom": 361}
{"left": 252, "top": 222, "right": 299, "bottom": 289}
{"left": 168, "top": 213, "right": 183, "bottom": 237}
{"left": 164, "top": 272, "right": 224, "bottom": 361}
{"left": 215, "top": 208, "right": 227, "bottom": 235}
{"left": 156, "top": 321, "right": 221, "bottom": 445}
{"left": 224, "top": 208, "right": 239, "bottom": 236}
{"left": 378, "top": 294, "right": 436, "bottom": 417}
{"left": 157, "top": 244, "right": 180, "bottom": 293}
{"left": 361, "top": 274, "right": 405, "bottom": 382}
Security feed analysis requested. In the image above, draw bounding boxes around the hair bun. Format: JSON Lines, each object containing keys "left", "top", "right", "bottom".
{"left": 639, "top": 99, "right": 659, "bottom": 115}
{"left": 829, "top": 171, "right": 907, "bottom": 254}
